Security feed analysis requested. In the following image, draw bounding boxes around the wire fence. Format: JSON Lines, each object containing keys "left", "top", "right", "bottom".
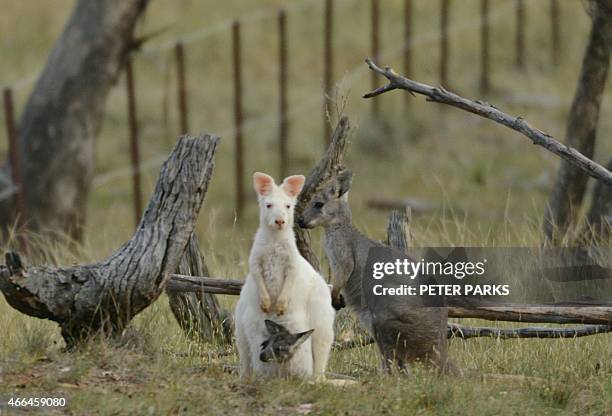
{"left": 1, "top": 0, "right": 571, "bottom": 237}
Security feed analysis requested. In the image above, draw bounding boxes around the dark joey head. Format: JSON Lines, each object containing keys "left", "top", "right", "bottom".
{"left": 259, "top": 320, "right": 314, "bottom": 363}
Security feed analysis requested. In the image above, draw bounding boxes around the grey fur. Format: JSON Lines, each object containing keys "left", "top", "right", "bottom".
{"left": 297, "top": 171, "right": 456, "bottom": 374}
{"left": 259, "top": 320, "right": 314, "bottom": 363}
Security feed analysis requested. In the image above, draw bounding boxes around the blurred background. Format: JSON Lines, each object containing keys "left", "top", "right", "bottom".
{"left": 0, "top": 0, "right": 610, "bottom": 271}
{"left": 0, "top": 4, "right": 610, "bottom": 413}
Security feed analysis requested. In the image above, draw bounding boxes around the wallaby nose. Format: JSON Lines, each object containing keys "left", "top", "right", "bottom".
{"left": 275, "top": 219, "right": 285, "bottom": 226}
{"left": 296, "top": 217, "right": 305, "bottom": 228}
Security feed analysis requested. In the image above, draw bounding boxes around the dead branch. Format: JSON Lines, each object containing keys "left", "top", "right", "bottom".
{"left": 167, "top": 274, "right": 244, "bottom": 295}
{"left": 334, "top": 323, "right": 611, "bottom": 349}
{"left": 447, "top": 323, "right": 612, "bottom": 339}
{"left": 294, "top": 116, "right": 351, "bottom": 271}
{"left": 0, "top": 134, "right": 219, "bottom": 347}
{"left": 363, "top": 58, "right": 612, "bottom": 186}
{"left": 447, "top": 304, "right": 611, "bottom": 325}
{"left": 167, "top": 275, "right": 612, "bottom": 325}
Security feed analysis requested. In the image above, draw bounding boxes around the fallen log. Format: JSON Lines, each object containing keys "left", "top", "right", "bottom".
{"left": 166, "top": 275, "right": 612, "bottom": 325}
{"left": 333, "top": 324, "right": 612, "bottom": 349}
{"left": 447, "top": 304, "right": 611, "bottom": 325}
{"left": 447, "top": 323, "right": 612, "bottom": 339}
{"left": 0, "top": 134, "right": 219, "bottom": 347}
{"left": 168, "top": 274, "right": 243, "bottom": 296}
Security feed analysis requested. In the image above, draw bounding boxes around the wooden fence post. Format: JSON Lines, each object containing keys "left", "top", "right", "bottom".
{"left": 125, "top": 56, "right": 143, "bottom": 228}
{"left": 278, "top": 9, "right": 289, "bottom": 179}
{"left": 480, "top": 0, "right": 490, "bottom": 94}
{"left": 232, "top": 21, "right": 244, "bottom": 218}
{"left": 515, "top": 0, "right": 525, "bottom": 69}
{"left": 323, "top": 0, "right": 334, "bottom": 144}
{"left": 550, "top": 0, "right": 561, "bottom": 65}
{"left": 440, "top": 0, "right": 450, "bottom": 87}
{"left": 175, "top": 42, "right": 189, "bottom": 135}
{"left": 371, "top": 0, "right": 380, "bottom": 117}
{"left": 2, "top": 87, "right": 28, "bottom": 250}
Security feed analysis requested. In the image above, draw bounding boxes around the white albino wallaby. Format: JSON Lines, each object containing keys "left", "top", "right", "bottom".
{"left": 234, "top": 172, "right": 335, "bottom": 380}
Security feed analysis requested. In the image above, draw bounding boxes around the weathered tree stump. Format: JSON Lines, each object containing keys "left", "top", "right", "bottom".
{"left": 0, "top": 134, "right": 219, "bottom": 347}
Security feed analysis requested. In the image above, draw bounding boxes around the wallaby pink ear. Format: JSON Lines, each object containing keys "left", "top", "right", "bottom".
{"left": 281, "top": 175, "right": 305, "bottom": 198}
{"left": 253, "top": 172, "right": 275, "bottom": 196}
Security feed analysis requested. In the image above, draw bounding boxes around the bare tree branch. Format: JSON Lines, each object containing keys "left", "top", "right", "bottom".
{"left": 363, "top": 58, "right": 612, "bottom": 186}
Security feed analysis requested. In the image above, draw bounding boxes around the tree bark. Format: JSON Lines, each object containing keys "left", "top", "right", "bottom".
{"left": 0, "top": 0, "right": 150, "bottom": 240}
{"left": 583, "top": 157, "right": 612, "bottom": 241}
{"left": 294, "top": 116, "right": 351, "bottom": 271}
{"left": 386, "top": 208, "right": 412, "bottom": 251}
{"left": 544, "top": 0, "right": 612, "bottom": 242}
{"left": 167, "top": 234, "right": 230, "bottom": 344}
{"left": 0, "top": 134, "right": 219, "bottom": 347}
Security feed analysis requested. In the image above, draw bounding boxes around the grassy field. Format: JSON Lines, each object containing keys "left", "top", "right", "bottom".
{"left": 1, "top": 0, "right": 611, "bottom": 414}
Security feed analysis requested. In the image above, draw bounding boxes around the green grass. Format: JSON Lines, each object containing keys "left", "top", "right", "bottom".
{"left": 0, "top": 0, "right": 611, "bottom": 414}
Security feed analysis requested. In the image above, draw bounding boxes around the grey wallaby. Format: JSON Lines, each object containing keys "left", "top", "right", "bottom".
{"left": 297, "top": 170, "right": 456, "bottom": 374}
{"left": 259, "top": 320, "right": 314, "bottom": 363}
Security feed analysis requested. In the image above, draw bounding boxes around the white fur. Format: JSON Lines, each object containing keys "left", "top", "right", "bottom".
{"left": 234, "top": 173, "right": 335, "bottom": 381}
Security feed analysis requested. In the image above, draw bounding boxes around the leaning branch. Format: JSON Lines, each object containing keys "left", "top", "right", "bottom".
{"left": 363, "top": 58, "right": 612, "bottom": 186}
{"left": 294, "top": 116, "right": 351, "bottom": 271}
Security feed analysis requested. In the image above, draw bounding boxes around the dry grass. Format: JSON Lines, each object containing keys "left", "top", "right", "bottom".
{"left": 0, "top": 0, "right": 611, "bottom": 414}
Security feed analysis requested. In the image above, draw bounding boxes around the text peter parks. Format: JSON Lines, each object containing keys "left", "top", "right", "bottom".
{"left": 361, "top": 247, "right": 612, "bottom": 306}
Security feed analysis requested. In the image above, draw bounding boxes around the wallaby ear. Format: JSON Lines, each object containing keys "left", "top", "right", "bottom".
{"left": 281, "top": 175, "right": 305, "bottom": 198}
{"left": 265, "top": 319, "right": 286, "bottom": 335}
{"left": 292, "top": 329, "right": 314, "bottom": 347}
{"left": 336, "top": 170, "right": 353, "bottom": 197}
{"left": 253, "top": 172, "right": 275, "bottom": 196}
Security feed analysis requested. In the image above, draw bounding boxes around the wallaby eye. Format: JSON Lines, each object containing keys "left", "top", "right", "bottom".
{"left": 286, "top": 204, "right": 291, "bottom": 209}
{"left": 266, "top": 203, "right": 272, "bottom": 209}
{"left": 314, "top": 202, "right": 324, "bottom": 209}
